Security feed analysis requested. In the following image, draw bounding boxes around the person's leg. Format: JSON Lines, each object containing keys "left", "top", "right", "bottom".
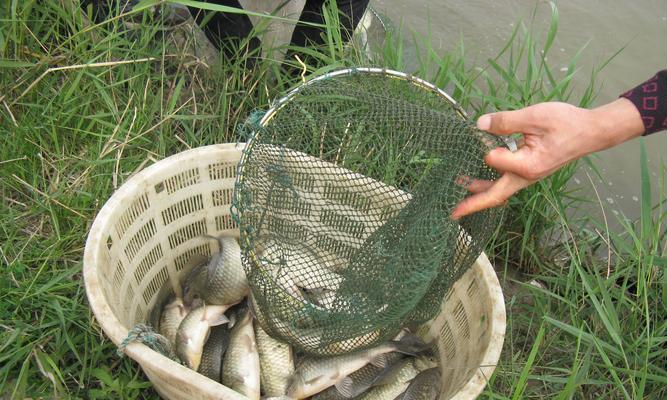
{"left": 188, "top": 0, "right": 260, "bottom": 64}
{"left": 291, "top": 0, "right": 369, "bottom": 47}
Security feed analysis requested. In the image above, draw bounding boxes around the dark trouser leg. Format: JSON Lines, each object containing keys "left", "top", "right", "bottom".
{"left": 187, "top": 0, "right": 260, "bottom": 65}
{"left": 289, "top": 0, "right": 370, "bottom": 48}
{"left": 283, "top": 0, "right": 369, "bottom": 76}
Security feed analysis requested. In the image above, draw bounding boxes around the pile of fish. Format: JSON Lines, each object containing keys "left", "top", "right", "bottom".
{"left": 152, "top": 234, "right": 442, "bottom": 400}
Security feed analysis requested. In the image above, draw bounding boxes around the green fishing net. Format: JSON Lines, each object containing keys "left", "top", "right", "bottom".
{"left": 232, "top": 68, "right": 506, "bottom": 355}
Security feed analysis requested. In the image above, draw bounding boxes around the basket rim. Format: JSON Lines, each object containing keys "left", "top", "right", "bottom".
{"left": 83, "top": 142, "right": 505, "bottom": 399}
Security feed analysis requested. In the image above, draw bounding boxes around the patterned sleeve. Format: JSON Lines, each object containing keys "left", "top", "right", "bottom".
{"left": 619, "top": 70, "right": 667, "bottom": 135}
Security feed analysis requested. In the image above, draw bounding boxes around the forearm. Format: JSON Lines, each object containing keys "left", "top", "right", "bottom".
{"left": 587, "top": 98, "right": 645, "bottom": 153}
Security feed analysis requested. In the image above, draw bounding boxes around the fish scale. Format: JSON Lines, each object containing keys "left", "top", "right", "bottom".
{"left": 185, "top": 236, "right": 248, "bottom": 306}
{"left": 311, "top": 352, "right": 406, "bottom": 400}
{"left": 198, "top": 325, "right": 230, "bottom": 382}
{"left": 175, "top": 304, "right": 230, "bottom": 371}
{"left": 222, "top": 307, "right": 261, "bottom": 400}
{"left": 287, "top": 335, "right": 426, "bottom": 399}
{"left": 159, "top": 297, "right": 189, "bottom": 345}
{"left": 255, "top": 320, "right": 295, "bottom": 396}
{"left": 393, "top": 367, "right": 440, "bottom": 400}
{"left": 357, "top": 360, "right": 419, "bottom": 400}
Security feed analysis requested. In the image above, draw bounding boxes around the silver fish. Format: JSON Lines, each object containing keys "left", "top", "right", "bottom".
{"left": 255, "top": 320, "right": 295, "bottom": 396}
{"left": 393, "top": 367, "right": 441, "bottom": 400}
{"left": 198, "top": 325, "right": 230, "bottom": 382}
{"left": 222, "top": 307, "right": 261, "bottom": 400}
{"left": 286, "top": 335, "right": 426, "bottom": 399}
{"left": 261, "top": 240, "right": 342, "bottom": 292}
{"left": 357, "top": 360, "right": 419, "bottom": 400}
{"left": 175, "top": 304, "right": 231, "bottom": 370}
{"left": 184, "top": 235, "right": 248, "bottom": 306}
{"left": 159, "top": 296, "right": 189, "bottom": 345}
{"left": 311, "top": 353, "right": 407, "bottom": 400}
{"left": 413, "top": 351, "right": 439, "bottom": 372}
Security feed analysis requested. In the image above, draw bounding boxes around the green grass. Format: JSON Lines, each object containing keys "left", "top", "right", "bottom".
{"left": 1, "top": 1, "right": 665, "bottom": 398}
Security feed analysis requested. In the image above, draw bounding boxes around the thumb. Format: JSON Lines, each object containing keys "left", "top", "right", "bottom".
{"left": 477, "top": 108, "right": 538, "bottom": 135}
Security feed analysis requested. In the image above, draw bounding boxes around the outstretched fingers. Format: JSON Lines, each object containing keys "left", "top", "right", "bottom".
{"left": 451, "top": 173, "right": 533, "bottom": 220}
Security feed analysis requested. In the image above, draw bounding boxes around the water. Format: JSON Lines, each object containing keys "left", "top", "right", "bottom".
{"left": 372, "top": 0, "right": 667, "bottom": 221}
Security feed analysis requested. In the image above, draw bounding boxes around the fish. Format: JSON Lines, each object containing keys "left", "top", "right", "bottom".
{"left": 413, "top": 351, "right": 439, "bottom": 372}
{"left": 183, "top": 235, "right": 248, "bottom": 307}
{"left": 286, "top": 334, "right": 428, "bottom": 399}
{"left": 222, "top": 306, "right": 261, "bottom": 400}
{"left": 159, "top": 296, "right": 190, "bottom": 345}
{"left": 255, "top": 320, "right": 295, "bottom": 396}
{"left": 311, "top": 353, "right": 407, "bottom": 400}
{"left": 261, "top": 240, "right": 343, "bottom": 293}
{"left": 392, "top": 367, "right": 441, "bottom": 400}
{"left": 357, "top": 360, "right": 419, "bottom": 400}
{"left": 323, "top": 330, "right": 382, "bottom": 354}
{"left": 175, "top": 304, "right": 231, "bottom": 370}
{"left": 198, "top": 325, "right": 230, "bottom": 382}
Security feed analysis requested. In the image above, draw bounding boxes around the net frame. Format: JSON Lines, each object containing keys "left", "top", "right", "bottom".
{"left": 232, "top": 67, "right": 513, "bottom": 355}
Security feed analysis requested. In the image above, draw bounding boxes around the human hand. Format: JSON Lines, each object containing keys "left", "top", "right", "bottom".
{"left": 451, "top": 98, "right": 645, "bottom": 220}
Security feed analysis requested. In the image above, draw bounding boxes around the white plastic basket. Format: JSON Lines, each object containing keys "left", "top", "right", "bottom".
{"left": 83, "top": 143, "right": 505, "bottom": 399}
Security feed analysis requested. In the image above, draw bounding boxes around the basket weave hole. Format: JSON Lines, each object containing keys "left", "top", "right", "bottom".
{"left": 453, "top": 301, "right": 470, "bottom": 339}
{"left": 123, "top": 285, "right": 136, "bottom": 324}
{"left": 134, "top": 244, "right": 164, "bottom": 285}
{"left": 266, "top": 215, "right": 309, "bottom": 242}
{"left": 112, "top": 260, "right": 125, "bottom": 291}
{"left": 161, "top": 194, "right": 204, "bottom": 225}
{"left": 466, "top": 279, "right": 479, "bottom": 298}
{"left": 114, "top": 193, "right": 150, "bottom": 237}
{"left": 142, "top": 266, "right": 169, "bottom": 305}
{"left": 208, "top": 162, "right": 236, "bottom": 180}
{"left": 174, "top": 244, "right": 211, "bottom": 272}
{"left": 440, "top": 321, "right": 457, "bottom": 360}
{"left": 168, "top": 219, "right": 207, "bottom": 250}
{"left": 289, "top": 170, "right": 315, "bottom": 191}
{"left": 124, "top": 218, "right": 157, "bottom": 261}
{"left": 133, "top": 304, "right": 145, "bottom": 325}
{"left": 212, "top": 188, "right": 234, "bottom": 207}
{"left": 315, "top": 234, "right": 356, "bottom": 263}
{"left": 215, "top": 214, "right": 237, "bottom": 232}
{"left": 282, "top": 193, "right": 313, "bottom": 217}
{"left": 162, "top": 168, "right": 200, "bottom": 194}
{"left": 323, "top": 182, "right": 372, "bottom": 212}
{"left": 319, "top": 210, "right": 365, "bottom": 237}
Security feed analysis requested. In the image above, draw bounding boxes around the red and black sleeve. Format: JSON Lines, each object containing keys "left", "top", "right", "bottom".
{"left": 619, "top": 70, "right": 667, "bottom": 135}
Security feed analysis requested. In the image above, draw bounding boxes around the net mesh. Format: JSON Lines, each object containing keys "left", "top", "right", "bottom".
{"left": 232, "top": 69, "right": 505, "bottom": 355}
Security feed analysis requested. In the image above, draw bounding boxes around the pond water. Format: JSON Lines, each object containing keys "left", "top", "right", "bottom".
{"left": 372, "top": 0, "right": 667, "bottom": 222}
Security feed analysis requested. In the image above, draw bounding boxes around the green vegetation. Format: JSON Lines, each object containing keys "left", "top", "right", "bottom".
{"left": 0, "top": 1, "right": 664, "bottom": 398}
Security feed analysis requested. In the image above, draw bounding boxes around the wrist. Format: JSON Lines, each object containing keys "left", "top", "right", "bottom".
{"left": 587, "top": 98, "right": 645, "bottom": 152}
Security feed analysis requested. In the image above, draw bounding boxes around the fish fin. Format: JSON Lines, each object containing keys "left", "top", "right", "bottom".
{"left": 208, "top": 313, "right": 230, "bottom": 327}
{"left": 286, "top": 373, "right": 305, "bottom": 398}
{"left": 369, "top": 353, "right": 388, "bottom": 368}
{"left": 372, "top": 358, "right": 409, "bottom": 387}
{"left": 392, "top": 333, "right": 429, "bottom": 356}
{"left": 241, "top": 333, "right": 255, "bottom": 352}
{"left": 227, "top": 312, "right": 237, "bottom": 328}
{"left": 334, "top": 376, "right": 357, "bottom": 398}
